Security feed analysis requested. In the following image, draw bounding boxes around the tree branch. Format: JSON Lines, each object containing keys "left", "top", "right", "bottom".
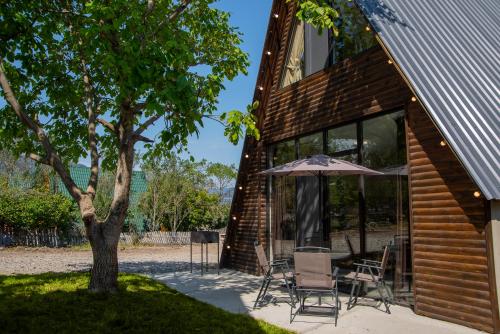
{"left": 133, "top": 134, "right": 154, "bottom": 143}
{"left": 81, "top": 58, "right": 99, "bottom": 198}
{"left": 134, "top": 115, "right": 161, "bottom": 136}
{"left": 0, "top": 57, "right": 82, "bottom": 201}
{"left": 169, "top": 0, "right": 192, "bottom": 21}
{"left": 134, "top": 102, "right": 147, "bottom": 112}
{"left": 27, "top": 153, "right": 50, "bottom": 166}
{"left": 153, "top": 0, "right": 192, "bottom": 36}
{"left": 202, "top": 114, "right": 225, "bottom": 126}
{"left": 97, "top": 118, "right": 117, "bottom": 134}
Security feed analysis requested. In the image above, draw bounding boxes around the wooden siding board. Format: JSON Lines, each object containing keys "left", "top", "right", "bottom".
{"left": 407, "top": 102, "right": 494, "bottom": 331}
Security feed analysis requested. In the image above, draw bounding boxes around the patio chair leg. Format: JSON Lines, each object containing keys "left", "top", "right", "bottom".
{"left": 354, "top": 281, "right": 362, "bottom": 304}
{"left": 261, "top": 279, "right": 271, "bottom": 302}
{"left": 254, "top": 277, "right": 269, "bottom": 309}
{"left": 332, "top": 291, "right": 338, "bottom": 327}
{"left": 290, "top": 290, "right": 300, "bottom": 324}
{"left": 283, "top": 275, "right": 296, "bottom": 307}
{"left": 376, "top": 283, "right": 391, "bottom": 314}
{"left": 383, "top": 282, "right": 393, "bottom": 304}
{"left": 347, "top": 281, "right": 356, "bottom": 309}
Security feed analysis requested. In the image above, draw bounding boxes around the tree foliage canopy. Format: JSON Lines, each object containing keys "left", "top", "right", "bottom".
{"left": 140, "top": 156, "right": 232, "bottom": 232}
{"left": 290, "top": 0, "right": 363, "bottom": 37}
{"left": 0, "top": 0, "right": 258, "bottom": 172}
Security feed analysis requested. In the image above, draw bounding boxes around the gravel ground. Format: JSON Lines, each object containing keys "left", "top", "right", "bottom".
{"left": 0, "top": 244, "right": 222, "bottom": 275}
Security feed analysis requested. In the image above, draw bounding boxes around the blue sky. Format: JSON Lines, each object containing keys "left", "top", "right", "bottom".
{"left": 176, "top": 0, "right": 272, "bottom": 166}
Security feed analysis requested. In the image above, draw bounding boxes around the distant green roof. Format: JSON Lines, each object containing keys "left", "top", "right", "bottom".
{"left": 56, "top": 166, "right": 148, "bottom": 231}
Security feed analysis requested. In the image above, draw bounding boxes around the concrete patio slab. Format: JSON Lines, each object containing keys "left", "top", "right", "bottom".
{"left": 152, "top": 269, "right": 483, "bottom": 334}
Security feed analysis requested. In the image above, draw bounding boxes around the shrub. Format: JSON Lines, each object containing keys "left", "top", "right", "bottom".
{"left": 0, "top": 190, "right": 75, "bottom": 231}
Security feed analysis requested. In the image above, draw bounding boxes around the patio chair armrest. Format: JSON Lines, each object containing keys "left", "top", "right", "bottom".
{"left": 270, "top": 260, "right": 289, "bottom": 270}
{"left": 362, "top": 259, "right": 382, "bottom": 265}
{"left": 332, "top": 267, "right": 339, "bottom": 278}
{"left": 353, "top": 262, "right": 382, "bottom": 271}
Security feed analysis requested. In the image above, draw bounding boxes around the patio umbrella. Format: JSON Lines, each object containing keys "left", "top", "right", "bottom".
{"left": 260, "top": 154, "right": 383, "bottom": 177}
{"left": 260, "top": 154, "right": 384, "bottom": 250}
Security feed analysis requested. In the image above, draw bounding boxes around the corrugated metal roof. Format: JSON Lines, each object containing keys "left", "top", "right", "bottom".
{"left": 356, "top": 0, "right": 500, "bottom": 200}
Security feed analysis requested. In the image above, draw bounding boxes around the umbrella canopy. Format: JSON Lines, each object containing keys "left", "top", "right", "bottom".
{"left": 261, "top": 154, "right": 383, "bottom": 177}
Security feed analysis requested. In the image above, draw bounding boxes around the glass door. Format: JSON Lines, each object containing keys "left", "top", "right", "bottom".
{"left": 362, "top": 111, "right": 412, "bottom": 306}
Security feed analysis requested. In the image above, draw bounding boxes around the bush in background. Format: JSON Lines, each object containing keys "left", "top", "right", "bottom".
{"left": 0, "top": 190, "right": 75, "bottom": 232}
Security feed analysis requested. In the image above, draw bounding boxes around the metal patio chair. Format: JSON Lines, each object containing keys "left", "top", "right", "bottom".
{"left": 291, "top": 252, "right": 340, "bottom": 326}
{"left": 253, "top": 241, "right": 296, "bottom": 309}
{"left": 345, "top": 245, "right": 392, "bottom": 313}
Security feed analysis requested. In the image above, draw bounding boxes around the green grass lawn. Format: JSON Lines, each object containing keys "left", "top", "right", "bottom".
{"left": 0, "top": 272, "right": 292, "bottom": 334}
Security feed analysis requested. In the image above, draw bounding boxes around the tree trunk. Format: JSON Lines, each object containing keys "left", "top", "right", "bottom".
{"left": 87, "top": 221, "right": 121, "bottom": 293}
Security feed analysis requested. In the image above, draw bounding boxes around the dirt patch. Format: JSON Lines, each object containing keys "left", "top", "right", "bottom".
{"left": 0, "top": 244, "right": 221, "bottom": 275}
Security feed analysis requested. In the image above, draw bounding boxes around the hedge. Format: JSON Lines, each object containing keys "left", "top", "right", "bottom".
{"left": 0, "top": 190, "right": 75, "bottom": 231}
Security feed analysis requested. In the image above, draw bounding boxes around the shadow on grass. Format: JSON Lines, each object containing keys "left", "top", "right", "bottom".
{"left": 0, "top": 272, "right": 291, "bottom": 334}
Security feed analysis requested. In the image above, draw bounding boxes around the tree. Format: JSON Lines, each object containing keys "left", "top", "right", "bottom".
{"left": 206, "top": 162, "right": 237, "bottom": 200}
{"left": 141, "top": 156, "right": 207, "bottom": 232}
{"left": 0, "top": 1, "right": 259, "bottom": 292}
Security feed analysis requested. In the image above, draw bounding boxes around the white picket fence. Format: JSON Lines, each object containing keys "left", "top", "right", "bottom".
{"left": 1, "top": 228, "right": 225, "bottom": 247}
{"left": 0, "top": 229, "right": 86, "bottom": 247}
{"left": 120, "top": 231, "right": 192, "bottom": 245}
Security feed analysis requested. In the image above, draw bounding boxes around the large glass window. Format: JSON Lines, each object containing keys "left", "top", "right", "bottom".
{"left": 268, "top": 110, "right": 411, "bottom": 305}
{"left": 327, "top": 124, "right": 360, "bottom": 259}
{"left": 362, "top": 111, "right": 411, "bottom": 304}
{"left": 331, "top": 0, "right": 377, "bottom": 64}
{"left": 270, "top": 140, "right": 296, "bottom": 259}
{"left": 281, "top": 1, "right": 376, "bottom": 88}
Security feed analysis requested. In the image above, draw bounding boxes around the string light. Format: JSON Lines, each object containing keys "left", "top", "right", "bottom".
{"left": 387, "top": 59, "right": 393, "bottom": 64}
{"left": 238, "top": 186, "right": 243, "bottom": 190}
{"left": 440, "top": 140, "right": 446, "bottom": 147}
{"left": 411, "top": 96, "right": 417, "bottom": 102}
{"left": 273, "top": 13, "right": 279, "bottom": 19}
{"left": 258, "top": 86, "right": 264, "bottom": 91}
{"left": 266, "top": 51, "right": 272, "bottom": 56}
{"left": 365, "top": 26, "right": 371, "bottom": 32}
{"left": 232, "top": 216, "right": 237, "bottom": 221}
{"left": 245, "top": 153, "right": 249, "bottom": 158}
{"left": 226, "top": 245, "right": 231, "bottom": 249}
{"left": 473, "top": 191, "right": 481, "bottom": 198}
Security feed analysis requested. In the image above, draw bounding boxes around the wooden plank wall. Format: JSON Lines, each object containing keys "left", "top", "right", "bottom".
{"left": 222, "top": 0, "right": 410, "bottom": 274}
{"left": 407, "top": 102, "right": 494, "bottom": 332}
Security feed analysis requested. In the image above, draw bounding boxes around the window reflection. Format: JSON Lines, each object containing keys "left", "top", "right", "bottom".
{"left": 327, "top": 123, "right": 357, "bottom": 153}
{"left": 298, "top": 133, "right": 323, "bottom": 158}
{"left": 331, "top": 0, "right": 377, "bottom": 64}
{"left": 362, "top": 111, "right": 406, "bottom": 169}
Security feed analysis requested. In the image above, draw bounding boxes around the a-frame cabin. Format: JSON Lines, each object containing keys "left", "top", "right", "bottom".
{"left": 221, "top": 1, "right": 500, "bottom": 332}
